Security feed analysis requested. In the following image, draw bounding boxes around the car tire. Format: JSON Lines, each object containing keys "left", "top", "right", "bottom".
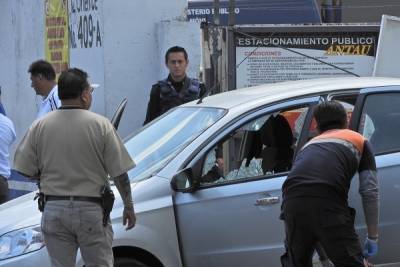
{"left": 114, "top": 257, "right": 149, "bottom": 267}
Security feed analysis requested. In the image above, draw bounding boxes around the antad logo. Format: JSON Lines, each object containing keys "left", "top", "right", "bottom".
{"left": 325, "top": 45, "right": 372, "bottom": 56}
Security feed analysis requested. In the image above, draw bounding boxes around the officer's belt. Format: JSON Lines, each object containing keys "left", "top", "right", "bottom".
{"left": 45, "top": 195, "right": 102, "bottom": 204}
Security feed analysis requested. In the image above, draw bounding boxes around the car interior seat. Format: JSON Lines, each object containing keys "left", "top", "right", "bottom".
{"left": 259, "top": 114, "right": 294, "bottom": 174}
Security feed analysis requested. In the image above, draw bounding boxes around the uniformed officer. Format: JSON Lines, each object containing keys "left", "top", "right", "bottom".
{"left": 14, "top": 68, "right": 136, "bottom": 267}
{"left": 143, "top": 46, "right": 206, "bottom": 125}
{"left": 280, "top": 101, "right": 379, "bottom": 267}
{"left": 28, "top": 60, "right": 61, "bottom": 118}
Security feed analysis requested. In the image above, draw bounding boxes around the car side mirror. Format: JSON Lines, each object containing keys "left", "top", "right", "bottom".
{"left": 170, "top": 168, "right": 198, "bottom": 192}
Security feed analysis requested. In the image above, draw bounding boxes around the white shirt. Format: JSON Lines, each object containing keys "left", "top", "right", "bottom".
{"left": 0, "top": 114, "right": 16, "bottom": 178}
{"left": 37, "top": 85, "right": 61, "bottom": 118}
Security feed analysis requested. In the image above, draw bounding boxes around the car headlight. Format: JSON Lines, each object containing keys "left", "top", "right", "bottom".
{"left": 0, "top": 225, "right": 45, "bottom": 261}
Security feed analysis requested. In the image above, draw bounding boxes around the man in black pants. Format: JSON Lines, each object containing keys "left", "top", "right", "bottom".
{"left": 281, "top": 101, "right": 379, "bottom": 267}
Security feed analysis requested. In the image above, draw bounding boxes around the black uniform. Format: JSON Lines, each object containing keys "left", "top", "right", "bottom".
{"left": 143, "top": 75, "right": 204, "bottom": 125}
{"left": 281, "top": 129, "right": 378, "bottom": 267}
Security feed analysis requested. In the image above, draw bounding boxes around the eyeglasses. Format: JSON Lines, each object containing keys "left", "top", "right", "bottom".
{"left": 89, "top": 84, "right": 99, "bottom": 94}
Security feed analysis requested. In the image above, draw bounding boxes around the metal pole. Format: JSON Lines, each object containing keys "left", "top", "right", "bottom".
{"left": 211, "top": 28, "right": 219, "bottom": 94}
{"left": 213, "top": 0, "right": 220, "bottom": 26}
{"left": 228, "top": 0, "right": 236, "bottom": 26}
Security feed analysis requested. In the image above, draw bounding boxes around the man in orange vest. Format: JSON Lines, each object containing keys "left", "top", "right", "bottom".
{"left": 280, "top": 101, "right": 379, "bottom": 267}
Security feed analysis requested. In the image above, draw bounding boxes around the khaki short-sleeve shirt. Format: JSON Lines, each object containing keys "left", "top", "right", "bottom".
{"left": 14, "top": 109, "right": 135, "bottom": 197}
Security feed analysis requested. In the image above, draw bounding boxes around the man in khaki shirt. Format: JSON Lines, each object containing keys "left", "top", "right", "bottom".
{"left": 14, "top": 68, "right": 136, "bottom": 267}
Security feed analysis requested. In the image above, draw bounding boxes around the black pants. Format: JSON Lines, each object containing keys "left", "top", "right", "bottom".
{"left": 281, "top": 197, "right": 364, "bottom": 267}
{"left": 0, "top": 176, "right": 9, "bottom": 204}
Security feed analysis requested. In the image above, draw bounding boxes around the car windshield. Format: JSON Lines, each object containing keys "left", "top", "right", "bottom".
{"left": 124, "top": 107, "right": 226, "bottom": 182}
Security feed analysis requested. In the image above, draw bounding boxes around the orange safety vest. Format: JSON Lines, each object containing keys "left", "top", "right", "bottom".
{"left": 312, "top": 129, "right": 365, "bottom": 154}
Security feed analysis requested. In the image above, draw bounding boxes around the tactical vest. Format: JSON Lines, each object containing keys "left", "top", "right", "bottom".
{"left": 158, "top": 77, "right": 201, "bottom": 114}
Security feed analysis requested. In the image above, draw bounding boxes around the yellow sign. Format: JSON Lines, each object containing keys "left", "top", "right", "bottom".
{"left": 45, "top": 0, "right": 69, "bottom": 78}
{"left": 325, "top": 45, "right": 373, "bottom": 56}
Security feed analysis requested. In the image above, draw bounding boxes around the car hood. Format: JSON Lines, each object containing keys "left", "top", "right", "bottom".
{"left": 0, "top": 176, "right": 170, "bottom": 235}
{"left": 0, "top": 191, "right": 41, "bottom": 233}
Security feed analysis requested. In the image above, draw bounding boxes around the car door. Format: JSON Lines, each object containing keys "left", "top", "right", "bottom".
{"left": 172, "top": 96, "right": 320, "bottom": 267}
{"left": 349, "top": 86, "right": 400, "bottom": 265}
{"left": 110, "top": 98, "right": 127, "bottom": 129}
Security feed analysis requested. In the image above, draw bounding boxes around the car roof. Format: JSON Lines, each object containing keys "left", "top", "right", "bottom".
{"left": 186, "top": 77, "right": 400, "bottom": 110}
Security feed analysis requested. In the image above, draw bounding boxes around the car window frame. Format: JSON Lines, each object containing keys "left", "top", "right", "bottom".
{"left": 350, "top": 85, "right": 400, "bottom": 156}
{"left": 328, "top": 89, "right": 360, "bottom": 129}
{"left": 182, "top": 96, "right": 321, "bottom": 190}
{"left": 123, "top": 106, "right": 228, "bottom": 182}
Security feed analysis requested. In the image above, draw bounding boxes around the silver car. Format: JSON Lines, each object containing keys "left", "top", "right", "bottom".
{"left": 0, "top": 77, "right": 400, "bottom": 267}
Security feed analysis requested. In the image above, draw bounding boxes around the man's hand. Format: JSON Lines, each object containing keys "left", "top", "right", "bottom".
{"left": 216, "top": 158, "right": 224, "bottom": 170}
{"left": 363, "top": 237, "right": 378, "bottom": 258}
{"left": 123, "top": 206, "right": 136, "bottom": 230}
{"left": 114, "top": 173, "right": 136, "bottom": 230}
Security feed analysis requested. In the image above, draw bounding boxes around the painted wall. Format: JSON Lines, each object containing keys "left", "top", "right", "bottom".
{"left": 0, "top": 0, "right": 200, "bottom": 198}
{"left": 100, "top": 0, "right": 200, "bottom": 137}
{"left": 0, "top": 0, "right": 45, "bottom": 152}
{"left": 0, "top": 0, "right": 201, "bottom": 147}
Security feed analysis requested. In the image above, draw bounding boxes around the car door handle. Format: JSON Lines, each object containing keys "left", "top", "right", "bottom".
{"left": 255, "top": 196, "right": 280, "bottom": 206}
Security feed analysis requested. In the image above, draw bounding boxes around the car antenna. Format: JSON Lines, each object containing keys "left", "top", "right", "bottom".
{"left": 234, "top": 30, "right": 360, "bottom": 77}
{"left": 197, "top": 84, "right": 211, "bottom": 104}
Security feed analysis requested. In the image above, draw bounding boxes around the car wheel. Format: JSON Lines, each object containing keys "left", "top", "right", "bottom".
{"left": 114, "top": 257, "right": 149, "bottom": 267}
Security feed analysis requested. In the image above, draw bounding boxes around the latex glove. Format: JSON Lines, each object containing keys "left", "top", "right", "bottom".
{"left": 363, "top": 237, "right": 378, "bottom": 258}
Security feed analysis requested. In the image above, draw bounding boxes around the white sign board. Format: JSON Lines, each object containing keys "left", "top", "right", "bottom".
{"left": 236, "top": 31, "right": 378, "bottom": 88}
{"left": 373, "top": 15, "right": 400, "bottom": 78}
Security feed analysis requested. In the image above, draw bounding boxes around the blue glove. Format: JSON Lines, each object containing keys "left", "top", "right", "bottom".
{"left": 363, "top": 237, "right": 378, "bottom": 258}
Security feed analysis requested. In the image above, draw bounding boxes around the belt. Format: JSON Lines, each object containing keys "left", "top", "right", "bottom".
{"left": 45, "top": 195, "right": 102, "bottom": 204}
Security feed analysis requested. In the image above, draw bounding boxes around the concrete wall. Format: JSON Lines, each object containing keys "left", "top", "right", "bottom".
{"left": 0, "top": 0, "right": 201, "bottom": 151}
{"left": 157, "top": 21, "right": 202, "bottom": 79}
{"left": 0, "top": 0, "right": 45, "bottom": 152}
{"left": 101, "top": 0, "right": 200, "bottom": 137}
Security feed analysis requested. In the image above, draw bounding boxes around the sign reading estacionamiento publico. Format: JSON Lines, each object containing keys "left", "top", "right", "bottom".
{"left": 235, "top": 29, "right": 379, "bottom": 88}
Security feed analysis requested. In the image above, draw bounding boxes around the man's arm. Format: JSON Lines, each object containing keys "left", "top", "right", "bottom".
{"left": 114, "top": 172, "right": 136, "bottom": 230}
{"left": 359, "top": 169, "right": 379, "bottom": 238}
{"left": 143, "top": 84, "right": 161, "bottom": 125}
{"left": 358, "top": 141, "right": 379, "bottom": 239}
{"left": 14, "top": 124, "right": 40, "bottom": 179}
{"left": 200, "top": 147, "right": 224, "bottom": 184}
